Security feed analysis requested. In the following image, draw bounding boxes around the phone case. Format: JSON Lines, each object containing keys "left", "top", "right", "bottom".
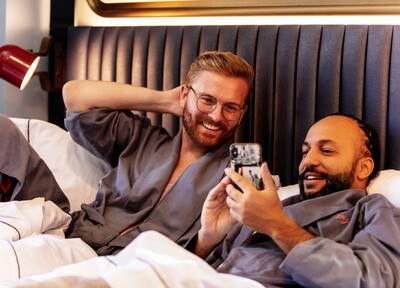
{"left": 229, "top": 143, "right": 263, "bottom": 190}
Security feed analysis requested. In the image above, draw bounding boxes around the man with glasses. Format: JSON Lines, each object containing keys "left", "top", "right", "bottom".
{"left": 0, "top": 51, "right": 254, "bottom": 282}
{"left": 61, "top": 51, "right": 253, "bottom": 256}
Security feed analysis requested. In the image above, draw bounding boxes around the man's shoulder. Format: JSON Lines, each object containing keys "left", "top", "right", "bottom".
{"left": 354, "top": 193, "right": 400, "bottom": 225}
{"left": 358, "top": 192, "right": 399, "bottom": 211}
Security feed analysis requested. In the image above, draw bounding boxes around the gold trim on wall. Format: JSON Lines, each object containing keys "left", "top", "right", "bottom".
{"left": 87, "top": 0, "right": 400, "bottom": 17}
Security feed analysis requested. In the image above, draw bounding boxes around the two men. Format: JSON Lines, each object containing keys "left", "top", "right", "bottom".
{"left": 1, "top": 50, "right": 399, "bottom": 286}
{"left": 13, "top": 113, "right": 400, "bottom": 288}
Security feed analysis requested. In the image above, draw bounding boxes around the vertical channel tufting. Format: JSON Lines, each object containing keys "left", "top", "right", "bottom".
{"left": 115, "top": 27, "right": 134, "bottom": 84}
{"left": 101, "top": 27, "right": 119, "bottom": 81}
{"left": 235, "top": 26, "right": 259, "bottom": 143}
{"left": 131, "top": 27, "right": 150, "bottom": 117}
{"left": 364, "top": 26, "right": 392, "bottom": 170}
{"left": 146, "top": 27, "right": 167, "bottom": 126}
{"left": 180, "top": 26, "right": 201, "bottom": 84}
{"left": 162, "top": 27, "right": 184, "bottom": 136}
{"left": 273, "top": 26, "right": 300, "bottom": 185}
{"left": 65, "top": 27, "right": 90, "bottom": 81}
{"left": 87, "top": 28, "right": 105, "bottom": 80}
{"left": 65, "top": 25, "right": 400, "bottom": 185}
{"left": 317, "top": 26, "right": 344, "bottom": 119}
{"left": 217, "top": 26, "right": 239, "bottom": 53}
{"left": 199, "top": 26, "right": 219, "bottom": 53}
{"left": 341, "top": 26, "right": 368, "bottom": 117}
{"left": 293, "top": 26, "right": 322, "bottom": 180}
{"left": 254, "top": 26, "right": 278, "bottom": 170}
{"left": 388, "top": 27, "right": 400, "bottom": 169}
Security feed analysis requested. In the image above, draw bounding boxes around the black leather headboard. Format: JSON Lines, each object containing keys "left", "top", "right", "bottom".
{"left": 65, "top": 25, "right": 400, "bottom": 185}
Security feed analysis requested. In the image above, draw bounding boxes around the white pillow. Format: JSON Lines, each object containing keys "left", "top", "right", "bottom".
{"left": 366, "top": 169, "right": 400, "bottom": 207}
{"left": 277, "top": 170, "right": 400, "bottom": 208}
{"left": 278, "top": 184, "right": 300, "bottom": 200}
{"left": 10, "top": 118, "right": 111, "bottom": 212}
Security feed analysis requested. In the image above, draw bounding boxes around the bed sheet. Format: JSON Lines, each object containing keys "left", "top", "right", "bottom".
{"left": 0, "top": 198, "right": 263, "bottom": 288}
{"left": 13, "top": 231, "right": 264, "bottom": 288}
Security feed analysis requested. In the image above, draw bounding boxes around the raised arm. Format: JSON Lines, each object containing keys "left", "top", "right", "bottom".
{"left": 62, "top": 80, "right": 183, "bottom": 115}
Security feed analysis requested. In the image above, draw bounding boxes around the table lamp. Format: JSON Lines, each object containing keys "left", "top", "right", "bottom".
{"left": 0, "top": 44, "right": 40, "bottom": 90}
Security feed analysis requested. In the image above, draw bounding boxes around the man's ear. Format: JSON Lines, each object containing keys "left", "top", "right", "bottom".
{"left": 179, "top": 85, "right": 189, "bottom": 108}
{"left": 357, "top": 157, "right": 374, "bottom": 181}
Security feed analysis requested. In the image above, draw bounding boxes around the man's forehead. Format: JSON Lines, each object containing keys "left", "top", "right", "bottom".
{"left": 305, "top": 116, "right": 362, "bottom": 145}
{"left": 191, "top": 71, "right": 249, "bottom": 104}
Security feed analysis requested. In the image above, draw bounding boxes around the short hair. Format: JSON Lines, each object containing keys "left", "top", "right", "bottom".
{"left": 186, "top": 51, "right": 254, "bottom": 89}
{"left": 326, "top": 113, "right": 381, "bottom": 181}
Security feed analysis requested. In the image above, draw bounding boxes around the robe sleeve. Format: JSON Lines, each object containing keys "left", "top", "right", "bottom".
{"left": 65, "top": 109, "right": 170, "bottom": 168}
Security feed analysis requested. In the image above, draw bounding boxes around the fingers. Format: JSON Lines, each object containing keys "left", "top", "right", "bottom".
{"left": 226, "top": 186, "right": 243, "bottom": 221}
{"left": 224, "top": 167, "right": 253, "bottom": 195}
{"left": 220, "top": 175, "right": 232, "bottom": 186}
{"left": 206, "top": 177, "right": 229, "bottom": 200}
{"left": 226, "top": 183, "right": 243, "bottom": 203}
{"left": 260, "top": 162, "right": 277, "bottom": 191}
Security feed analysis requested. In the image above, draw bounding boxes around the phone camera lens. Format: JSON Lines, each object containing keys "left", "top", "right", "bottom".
{"left": 231, "top": 147, "right": 238, "bottom": 158}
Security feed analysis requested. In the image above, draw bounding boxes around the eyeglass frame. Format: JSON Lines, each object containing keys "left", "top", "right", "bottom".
{"left": 187, "top": 85, "right": 246, "bottom": 121}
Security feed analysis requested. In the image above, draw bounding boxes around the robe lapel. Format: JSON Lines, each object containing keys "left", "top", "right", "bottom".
{"left": 139, "top": 139, "right": 231, "bottom": 242}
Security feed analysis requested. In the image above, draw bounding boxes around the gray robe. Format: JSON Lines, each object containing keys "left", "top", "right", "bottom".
{"left": 0, "top": 115, "right": 69, "bottom": 211}
{"left": 202, "top": 189, "right": 400, "bottom": 287}
{"left": 64, "top": 108, "right": 231, "bottom": 255}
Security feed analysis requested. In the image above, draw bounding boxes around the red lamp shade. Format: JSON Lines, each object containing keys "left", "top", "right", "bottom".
{"left": 0, "top": 45, "right": 40, "bottom": 90}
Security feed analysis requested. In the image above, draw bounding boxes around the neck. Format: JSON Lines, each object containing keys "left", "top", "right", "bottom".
{"left": 180, "top": 129, "right": 209, "bottom": 161}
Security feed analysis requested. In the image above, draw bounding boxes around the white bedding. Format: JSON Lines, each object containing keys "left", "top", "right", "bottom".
{"left": 0, "top": 198, "right": 262, "bottom": 287}
{"left": 0, "top": 198, "right": 96, "bottom": 285}
{"left": 15, "top": 231, "right": 264, "bottom": 288}
{"left": 10, "top": 118, "right": 111, "bottom": 212}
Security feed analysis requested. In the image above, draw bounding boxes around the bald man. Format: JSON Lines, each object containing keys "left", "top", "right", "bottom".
{"left": 192, "top": 114, "right": 400, "bottom": 287}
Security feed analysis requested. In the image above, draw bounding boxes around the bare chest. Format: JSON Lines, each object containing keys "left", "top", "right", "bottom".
{"left": 162, "top": 157, "right": 194, "bottom": 198}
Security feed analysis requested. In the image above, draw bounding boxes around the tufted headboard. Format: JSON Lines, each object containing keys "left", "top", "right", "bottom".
{"left": 64, "top": 25, "right": 400, "bottom": 185}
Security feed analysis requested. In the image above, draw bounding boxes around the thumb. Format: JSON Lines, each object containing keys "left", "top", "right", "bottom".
{"left": 261, "top": 162, "right": 276, "bottom": 191}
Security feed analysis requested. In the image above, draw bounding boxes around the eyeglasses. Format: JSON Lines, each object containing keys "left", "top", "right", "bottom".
{"left": 188, "top": 86, "right": 245, "bottom": 121}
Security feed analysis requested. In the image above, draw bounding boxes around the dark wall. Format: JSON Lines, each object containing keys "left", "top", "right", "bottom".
{"left": 48, "top": 0, "right": 74, "bottom": 128}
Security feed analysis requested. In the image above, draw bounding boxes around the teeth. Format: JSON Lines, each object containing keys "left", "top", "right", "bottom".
{"left": 306, "top": 175, "right": 321, "bottom": 180}
{"left": 202, "top": 122, "right": 220, "bottom": 131}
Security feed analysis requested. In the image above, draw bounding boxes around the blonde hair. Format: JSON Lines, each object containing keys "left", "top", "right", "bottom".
{"left": 186, "top": 51, "right": 254, "bottom": 88}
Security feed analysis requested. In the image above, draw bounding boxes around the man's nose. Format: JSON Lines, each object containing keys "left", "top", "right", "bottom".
{"left": 301, "top": 149, "right": 320, "bottom": 168}
{"left": 208, "top": 104, "right": 224, "bottom": 122}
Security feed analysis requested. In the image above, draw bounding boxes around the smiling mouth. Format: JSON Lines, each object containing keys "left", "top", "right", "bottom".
{"left": 302, "top": 172, "right": 326, "bottom": 187}
{"left": 201, "top": 121, "right": 222, "bottom": 131}
{"left": 304, "top": 175, "right": 324, "bottom": 180}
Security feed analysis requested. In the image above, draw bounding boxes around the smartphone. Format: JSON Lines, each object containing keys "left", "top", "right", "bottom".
{"left": 229, "top": 143, "right": 264, "bottom": 190}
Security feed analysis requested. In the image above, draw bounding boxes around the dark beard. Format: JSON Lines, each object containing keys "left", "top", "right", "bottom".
{"left": 182, "top": 105, "right": 233, "bottom": 149}
{"left": 299, "top": 165, "right": 355, "bottom": 200}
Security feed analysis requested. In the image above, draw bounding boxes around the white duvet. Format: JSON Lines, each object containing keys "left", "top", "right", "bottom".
{"left": 0, "top": 198, "right": 263, "bottom": 288}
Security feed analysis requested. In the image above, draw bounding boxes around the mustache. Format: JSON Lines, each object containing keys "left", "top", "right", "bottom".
{"left": 299, "top": 166, "right": 329, "bottom": 180}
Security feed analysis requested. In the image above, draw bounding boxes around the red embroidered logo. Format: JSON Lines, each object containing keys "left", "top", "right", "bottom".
{"left": 335, "top": 213, "right": 350, "bottom": 224}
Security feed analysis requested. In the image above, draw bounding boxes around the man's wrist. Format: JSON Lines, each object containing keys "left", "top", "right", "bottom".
{"left": 194, "top": 229, "right": 221, "bottom": 259}
{"left": 268, "top": 218, "right": 315, "bottom": 254}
